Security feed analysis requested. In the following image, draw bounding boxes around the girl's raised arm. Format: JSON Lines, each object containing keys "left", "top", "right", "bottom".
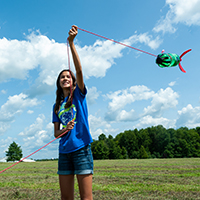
{"left": 68, "top": 25, "right": 85, "bottom": 93}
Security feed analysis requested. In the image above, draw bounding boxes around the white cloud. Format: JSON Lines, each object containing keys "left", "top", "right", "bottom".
{"left": 46, "top": 122, "right": 53, "bottom": 130}
{"left": 105, "top": 85, "right": 155, "bottom": 121}
{"left": 27, "top": 110, "right": 34, "bottom": 114}
{"left": 176, "top": 104, "right": 200, "bottom": 128}
{"left": 128, "top": 33, "right": 162, "bottom": 50}
{"left": 89, "top": 115, "right": 118, "bottom": 139}
{"left": 87, "top": 86, "right": 100, "bottom": 105}
{"left": 1, "top": 90, "right": 6, "bottom": 94}
{"left": 0, "top": 93, "right": 39, "bottom": 134}
{"left": 104, "top": 86, "right": 179, "bottom": 123}
{"left": 135, "top": 115, "right": 176, "bottom": 129}
{"left": 0, "top": 136, "right": 17, "bottom": 158}
{"left": 18, "top": 114, "right": 57, "bottom": 158}
{"left": 0, "top": 30, "right": 162, "bottom": 97}
{"left": 0, "top": 37, "right": 39, "bottom": 81}
{"left": 116, "top": 109, "right": 137, "bottom": 122}
{"left": 106, "top": 85, "right": 154, "bottom": 112}
{"left": 169, "top": 81, "right": 176, "bottom": 86}
{"left": 154, "top": 0, "right": 200, "bottom": 33}
{"left": 0, "top": 93, "right": 39, "bottom": 122}
{"left": 143, "top": 87, "right": 179, "bottom": 117}
{"left": 19, "top": 114, "right": 45, "bottom": 136}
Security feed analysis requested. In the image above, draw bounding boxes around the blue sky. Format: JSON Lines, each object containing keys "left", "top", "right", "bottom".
{"left": 0, "top": 0, "right": 200, "bottom": 159}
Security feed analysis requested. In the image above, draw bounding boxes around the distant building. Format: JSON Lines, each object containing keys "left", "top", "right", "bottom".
{"left": 22, "top": 159, "right": 36, "bottom": 162}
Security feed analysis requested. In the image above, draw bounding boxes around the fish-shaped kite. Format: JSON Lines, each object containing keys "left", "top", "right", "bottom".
{"left": 156, "top": 49, "right": 192, "bottom": 73}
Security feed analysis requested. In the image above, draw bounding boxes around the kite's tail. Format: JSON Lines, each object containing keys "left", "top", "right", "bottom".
{"left": 178, "top": 49, "right": 192, "bottom": 73}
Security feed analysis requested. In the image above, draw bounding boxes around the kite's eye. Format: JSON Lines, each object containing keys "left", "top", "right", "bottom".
{"left": 156, "top": 54, "right": 171, "bottom": 65}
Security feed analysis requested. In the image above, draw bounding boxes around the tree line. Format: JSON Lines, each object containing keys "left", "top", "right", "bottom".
{"left": 5, "top": 125, "right": 200, "bottom": 161}
{"left": 91, "top": 125, "right": 200, "bottom": 159}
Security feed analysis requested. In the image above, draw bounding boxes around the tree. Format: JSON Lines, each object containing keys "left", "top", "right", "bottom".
{"left": 98, "top": 133, "right": 107, "bottom": 141}
{"left": 139, "top": 145, "right": 148, "bottom": 159}
{"left": 6, "top": 141, "right": 23, "bottom": 162}
{"left": 92, "top": 141, "right": 109, "bottom": 159}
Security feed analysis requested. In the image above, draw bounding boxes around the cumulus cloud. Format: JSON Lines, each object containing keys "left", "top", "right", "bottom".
{"left": 18, "top": 114, "right": 57, "bottom": 158}
{"left": 135, "top": 115, "right": 176, "bottom": 129}
{"left": 19, "top": 114, "right": 45, "bottom": 136}
{"left": 143, "top": 87, "right": 179, "bottom": 117}
{"left": 27, "top": 110, "right": 34, "bottom": 114}
{"left": 154, "top": 0, "right": 200, "bottom": 33}
{"left": 169, "top": 81, "right": 176, "bottom": 86}
{"left": 0, "top": 37, "right": 39, "bottom": 81}
{"left": 104, "top": 86, "right": 179, "bottom": 123}
{"left": 105, "top": 85, "right": 154, "bottom": 121}
{"left": 0, "top": 93, "right": 40, "bottom": 134}
{"left": 87, "top": 86, "right": 100, "bottom": 105}
{"left": 0, "top": 30, "right": 162, "bottom": 97}
{"left": 0, "top": 93, "right": 39, "bottom": 122}
{"left": 0, "top": 31, "right": 68, "bottom": 96}
{"left": 89, "top": 115, "right": 118, "bottom": 139}
{"left": 1, "top": 90, "right": 6, "bottom": 94}
{"left": 126, "top": 33, "right": 162, "bottom": 50}
{"left": 0, "top": 136, "right": 16, "bottom": 157}
{"left": 176, "top": 104, "right": 200, "bottom": 128}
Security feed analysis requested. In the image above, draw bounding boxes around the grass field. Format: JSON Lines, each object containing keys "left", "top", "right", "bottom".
{"left": 0, "top": 158, "right": 200, "bottom": 199}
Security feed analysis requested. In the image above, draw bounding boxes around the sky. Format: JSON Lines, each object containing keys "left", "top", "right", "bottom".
{"left": 0, "top": 0, "right": 200, "bottom": 160}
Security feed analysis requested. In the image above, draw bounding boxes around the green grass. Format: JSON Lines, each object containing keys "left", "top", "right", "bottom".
{"left": 0, "top": 158, "right": 200, "bottom": 199}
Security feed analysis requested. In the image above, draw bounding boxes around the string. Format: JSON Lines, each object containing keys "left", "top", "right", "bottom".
{"left": 0, "top": 129, "right": 69, "bottom": 174}
{"left": 0, "top": 38, "right": 73, "bottom": 174}
{"left": 77, "top": 27, "right": 157, "bottom": 57}
{"left": 66, "top": 38, "right": 74, "bottom": 119}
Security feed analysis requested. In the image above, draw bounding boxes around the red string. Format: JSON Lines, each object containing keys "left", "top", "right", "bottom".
{"left": 77, "top": 27, "right": 157, "bottom": 57}
{"left": 0, "top": 129, "right": 69, "bottom": 174}
{"left": 66, "top": 38, "right": 74, "bottom": 119}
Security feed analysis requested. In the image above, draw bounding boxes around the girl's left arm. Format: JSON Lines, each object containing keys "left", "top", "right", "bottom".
{"left": 68, "top": 25, "right": 85, "bottom": 94}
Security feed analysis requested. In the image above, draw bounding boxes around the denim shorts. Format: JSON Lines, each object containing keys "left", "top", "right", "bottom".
{"left": 57, "top": 144, "right": 93, "bottom": 175}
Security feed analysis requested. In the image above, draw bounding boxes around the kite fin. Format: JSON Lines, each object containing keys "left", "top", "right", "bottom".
{"left": 178, "top": 49, "right": 192, "bottom": 73}
{"left": 180, "top": 49, "right": 192, "bottom": 59}
{"left": 178, "top": 63, "right": 186, "bottom": 73}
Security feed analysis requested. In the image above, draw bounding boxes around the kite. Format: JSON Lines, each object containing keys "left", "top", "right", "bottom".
{"left": 156, "top": 49, "right": 192, "bottom": 73}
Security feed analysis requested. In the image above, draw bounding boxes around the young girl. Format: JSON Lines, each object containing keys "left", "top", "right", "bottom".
{"left": 52, "top": 25, "right": 93, "bottom": 200}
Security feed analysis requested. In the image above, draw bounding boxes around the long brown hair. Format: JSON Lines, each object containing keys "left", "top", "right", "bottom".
{"left": 54, "top": 69, "right": 76, "bottom": 114}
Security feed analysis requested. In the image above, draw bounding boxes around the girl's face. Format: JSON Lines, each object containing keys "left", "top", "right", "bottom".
{"left": 59, "top": 71, "right": 72, "bottom": 89}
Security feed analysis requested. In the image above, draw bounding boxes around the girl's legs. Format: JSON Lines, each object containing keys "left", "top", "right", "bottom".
{"left": 59, "top": 174, "right": 74, "bottom": 200}
{"left": 77, "top": 174, "right": 93, "bottom": 200}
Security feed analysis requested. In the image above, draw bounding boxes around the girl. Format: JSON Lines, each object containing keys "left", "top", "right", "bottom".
{"left": 52, "top": 25, "right": 93, "bottom": 200}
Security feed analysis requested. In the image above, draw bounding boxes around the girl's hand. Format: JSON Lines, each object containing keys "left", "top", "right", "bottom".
{"left": 68, "top": 25, "right": 78, "bottom": 43}
{"left": 66, "top": 120, "right": 75, "bottom": 131}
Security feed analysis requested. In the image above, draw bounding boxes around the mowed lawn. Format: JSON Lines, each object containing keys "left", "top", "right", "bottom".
{"left": 0, "top": 158, "right": 200, "bottom": 199}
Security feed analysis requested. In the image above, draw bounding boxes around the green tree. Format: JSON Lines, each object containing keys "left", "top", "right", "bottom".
{"left": 6, "top": 141, "right": 23, "bottom": 162}
{"left": 92, "top": 140, "right": 109, "bottom": 159}
{"left": 116, "top": 129, "right": 138, "bottom": 158}
{"left": 98, "top": 133, "right": 107, "bottom": 141}
{"left": 139, "top": 145, "right": 148, "bottom": 159}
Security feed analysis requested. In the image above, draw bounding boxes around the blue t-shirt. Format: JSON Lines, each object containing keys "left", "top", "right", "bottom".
{"left": 52, "top": 85, "right": 93, "bottom": 153}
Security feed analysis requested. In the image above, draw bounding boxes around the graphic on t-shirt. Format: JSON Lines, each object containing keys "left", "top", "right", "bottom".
{"left": 58, "top": 103, "right": 77, "bottom": 128}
